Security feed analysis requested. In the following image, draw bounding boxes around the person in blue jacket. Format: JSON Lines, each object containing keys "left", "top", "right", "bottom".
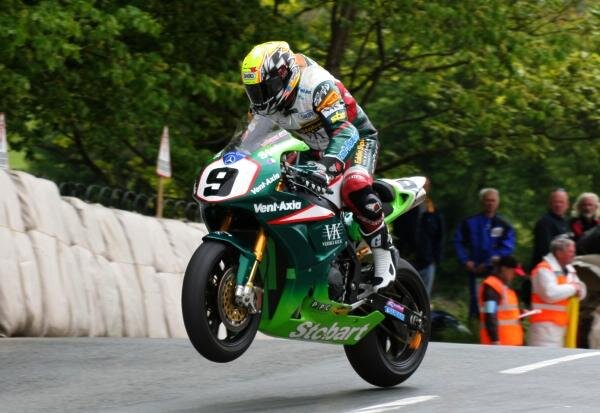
{"left": 454, "top": 188, "right": 516, "bottom": 319}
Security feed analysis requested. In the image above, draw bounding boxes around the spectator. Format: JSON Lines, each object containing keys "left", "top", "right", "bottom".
{"left": 478, "top": 255, "right": 525, "bottom": 345}
{"left": 454, "top": 188, "right": 516, "bottom": 319}
{"left": 570, "top": 192, "right": 600, "bottom": 242}
{"left": 577, "top": 226, "right": 600, "bottom": 255}
{"left": 392, "top": 178, "right": 444, "bottom": 296}
{"left": 531, "top": 188, "right": 570, "bottom": 267}
{"left": 527, "top": 236, "right": 587, "bottom": 347}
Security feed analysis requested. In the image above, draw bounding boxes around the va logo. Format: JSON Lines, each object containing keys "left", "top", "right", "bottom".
{"left": 322, "top": 223, "right": 343, "bottom": 247}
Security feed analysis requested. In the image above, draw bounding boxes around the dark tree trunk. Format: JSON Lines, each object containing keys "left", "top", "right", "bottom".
{"left": 325, "top": 0, "right": 357, "bottom": 78}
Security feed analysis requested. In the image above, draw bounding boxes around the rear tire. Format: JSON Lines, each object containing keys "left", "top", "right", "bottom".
{"left": 344, "top": 261, "right": 430, "bottom": 387}
{"left": 182, "top": 241, "right": 259, "bottom": 362}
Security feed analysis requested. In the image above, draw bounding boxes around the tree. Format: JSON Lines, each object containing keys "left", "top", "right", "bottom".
{"left": 1, "top": 0, "right": 598, "bottom": 267}
{"left": 0, "top": 0, "right": 294, "bottom": 195}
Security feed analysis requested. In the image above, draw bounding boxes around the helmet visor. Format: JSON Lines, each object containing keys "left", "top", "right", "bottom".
{"left": 245, "top": 76, "right": 284, "bottom": 112}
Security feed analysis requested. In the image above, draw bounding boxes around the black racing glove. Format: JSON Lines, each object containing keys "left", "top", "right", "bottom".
{"left": 321, "top": 156, "right": 345, "bottom": 176}
{"left": 301, "top": 162, "right": 329, "bottom": 194}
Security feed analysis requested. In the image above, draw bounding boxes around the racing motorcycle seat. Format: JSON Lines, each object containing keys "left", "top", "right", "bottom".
{"left": 372, "top": 180, "right": 395, "bottom": 203}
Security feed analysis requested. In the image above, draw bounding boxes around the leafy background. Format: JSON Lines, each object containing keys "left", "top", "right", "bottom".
{"left": 1, "top": 0, "right": 599, "bottom": 328}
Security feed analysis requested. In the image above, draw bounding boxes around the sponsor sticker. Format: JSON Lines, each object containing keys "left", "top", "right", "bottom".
{"left": 398, "top": 179, "right": 418, "bottom": 190}
{"left": 243, "top": 72, "right": 256, "bottom": 81}
{"left": 312, "top": 82, "right": 331, "bottom": 107}
{"left": 329, "top": 111, "right": 346, "bottom": 123}
{"left": 386, "top": 299, "right": 405, "bottom": 313}
{"left": 253, "top": 200, "right": 302, "bottom": 213}
{"left": 322, "top": 223, "right": 344, "bottom": 247}
{"left": 310, "top": 300, "right": 331, "bottom": 312}
{"left": 289, "top": 321, "right": 370, "bottom": 341}
{"left": 491, "top": 226, "right": 504, "bottom": 237}
{"left": 257, "top": 149, "right": 272, "bottom": 160}
{"left": 320, "top": 102, "right": 345, "bottom": 118}
{"left": 299, "top": 118, "right": 323, "bottom": 134}
{"left": 384, "top": 299, "right": 406, "bottom": 321}
{"left": 354, "top": 139, "right": 366, "bottom": 164}
{"left": 298, "top": 110, "right": 316, "bottom": 120}
{"left": 316, "top": 91, "right": 341, "bottom": 111}
{"left": 332, "top": 306, "right": 351, "bottom": 316}
{"left": 337, "top": 129, "right": 359, "bottom": 159}
{"left": 384, "top": 306, "right": 406, "bottom": 321}
{"left": 223, "top": 151, "right": 246, "bottom": 165}
{"left": 250, "top": 172, "right": 280, "bottom": 194}
{"left": 353, "top": 139, "right": 376, "bottom": 169}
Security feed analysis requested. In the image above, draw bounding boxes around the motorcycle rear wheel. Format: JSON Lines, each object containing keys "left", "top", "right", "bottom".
{"left": 182, "top": 240, "right": 259, "bottom": 363}
{"left": 344, "top": 260, "right": 431, "bottom": 387}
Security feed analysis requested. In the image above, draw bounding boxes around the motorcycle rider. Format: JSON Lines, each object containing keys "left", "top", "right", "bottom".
{"left": 241, "top": 41, "right": 395, "bottom": 291}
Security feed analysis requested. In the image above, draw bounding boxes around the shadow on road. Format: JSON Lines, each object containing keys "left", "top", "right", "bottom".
{"left": 175, "top": 386, "right": 419, "bottom": 413}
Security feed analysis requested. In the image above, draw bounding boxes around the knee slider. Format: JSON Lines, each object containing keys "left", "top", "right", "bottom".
{"left": 347, "top": 187, "right": 383, "bottom": 221}
{"left": 361, "top": 192, "right": 384, "bottom": 221}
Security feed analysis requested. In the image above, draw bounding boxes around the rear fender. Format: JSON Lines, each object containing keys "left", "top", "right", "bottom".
{"left": 382, "top": 176, "right": 427, "bottom": 223}
{"left": 345, "top": 176, "right": 427, "bottom": 238}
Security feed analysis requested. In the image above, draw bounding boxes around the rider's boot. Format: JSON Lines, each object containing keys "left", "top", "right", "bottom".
{"left": 361, "top": 224, "right": 396, "bottom": 293}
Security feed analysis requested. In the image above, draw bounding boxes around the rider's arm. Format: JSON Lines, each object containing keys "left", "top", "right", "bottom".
{"left": 482, "top": 285, "right": 501, "bottom": 343}
{"left": 312, "top": 80, "right": 359, "bottom": 175}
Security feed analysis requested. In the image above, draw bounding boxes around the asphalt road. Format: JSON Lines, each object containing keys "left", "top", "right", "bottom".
{"left": 1, "top": 336, "right": 599, "bottom": 413}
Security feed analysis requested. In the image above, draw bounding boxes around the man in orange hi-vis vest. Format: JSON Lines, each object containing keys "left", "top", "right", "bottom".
{"left": 527, "top": 236, "right": 587, "bottom": 347}
{"left": 478, "top": 255, "right": 525, "bottom": 345}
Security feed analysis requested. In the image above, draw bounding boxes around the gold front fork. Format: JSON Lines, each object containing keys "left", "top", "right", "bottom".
{"left": 234, "top": 226, "right": 268, "bottom": 313}
{"left": 245, "top": 227, "right": 268, "bottom": 291}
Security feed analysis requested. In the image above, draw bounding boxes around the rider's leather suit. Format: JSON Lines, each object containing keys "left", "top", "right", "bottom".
{"left": 261, "top": 55, "right": 384, "bottom": 234}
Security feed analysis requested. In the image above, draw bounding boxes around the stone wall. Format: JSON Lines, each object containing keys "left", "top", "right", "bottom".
{"left": 0, "top": 170, "right": 205, "bottom": 337}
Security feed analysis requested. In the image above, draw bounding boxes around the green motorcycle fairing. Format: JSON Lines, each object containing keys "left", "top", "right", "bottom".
{"left": 195, "top": 117, "right": 424, "bottom": 345}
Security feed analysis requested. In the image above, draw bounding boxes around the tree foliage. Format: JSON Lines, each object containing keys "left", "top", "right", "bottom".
{"left": 0, "top": 0, "right": 287, "bottom": 193}
{"left": 1, "top": 0, "right": 599, "bottom": 266}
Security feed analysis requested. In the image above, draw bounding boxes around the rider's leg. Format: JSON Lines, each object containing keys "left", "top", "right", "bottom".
{"left": 341, "top": 166, "right": 396, "bottom": 291}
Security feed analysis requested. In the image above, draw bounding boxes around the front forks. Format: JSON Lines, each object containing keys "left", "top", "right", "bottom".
{"left": 226, "top": 213, "right": 267, "bottom": 314}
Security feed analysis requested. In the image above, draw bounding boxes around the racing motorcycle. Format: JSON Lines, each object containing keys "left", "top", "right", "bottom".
{"left": 182, "top": 117, "right": 430, "bottom": 387}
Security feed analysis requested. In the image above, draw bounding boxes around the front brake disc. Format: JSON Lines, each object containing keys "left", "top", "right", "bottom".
{"left": 217, "top": 268, "right": 250, "bottom": 332}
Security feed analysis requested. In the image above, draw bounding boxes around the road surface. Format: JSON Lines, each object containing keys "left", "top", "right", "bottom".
{"left": 1, "top": 337, "right": 599, "bottom": 412}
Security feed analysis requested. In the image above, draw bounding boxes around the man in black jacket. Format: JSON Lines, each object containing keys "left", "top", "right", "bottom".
{"left": 392, "top": 179, "right": 444, "bottom": 296}
{"left": 531, "top": 188, "right": 570, "bottom": 267}
{"left": 522, "top": 188, "right": 571, "bottom": 309}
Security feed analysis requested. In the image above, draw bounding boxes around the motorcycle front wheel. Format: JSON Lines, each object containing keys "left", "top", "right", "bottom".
{"left": 344, "top": 258, "right": 431, "bottom": 387}
{"left": 182, "top": 240, "right": 259, "bottom": 363}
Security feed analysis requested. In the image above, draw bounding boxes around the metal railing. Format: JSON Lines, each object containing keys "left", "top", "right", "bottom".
{"left": 58, "top": 182, "right": 202, "bottom": 222}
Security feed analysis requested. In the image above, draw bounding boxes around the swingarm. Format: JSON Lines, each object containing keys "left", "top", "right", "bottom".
{"left": 364, "top": 294, "right": 427, "bottom": 333}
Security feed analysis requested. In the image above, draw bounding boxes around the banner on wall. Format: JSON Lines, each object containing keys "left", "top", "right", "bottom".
{"left": 156, "top": 126, "right": 171, "bottom": 178}
{"left": 0, "top": 113, "right": 9, "bottom": 171}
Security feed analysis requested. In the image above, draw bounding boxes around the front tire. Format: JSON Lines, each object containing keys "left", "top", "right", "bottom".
{"left": 344, "top": 260, "right": 431, "bottom": 387}
{"left": 182, "top": 241, "right": 259, "bottom": 363}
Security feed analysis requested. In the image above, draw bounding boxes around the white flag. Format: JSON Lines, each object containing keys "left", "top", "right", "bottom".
{"left": 156, "top": 126, "right": 171, "bottom": 178}
{"left": 0, "top": 113, "right": 9, "bottom": 171}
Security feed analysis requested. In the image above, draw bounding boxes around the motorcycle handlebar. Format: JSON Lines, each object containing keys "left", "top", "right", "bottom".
{"left": 282, "top": 164, "right": 333, "bottom": 195}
